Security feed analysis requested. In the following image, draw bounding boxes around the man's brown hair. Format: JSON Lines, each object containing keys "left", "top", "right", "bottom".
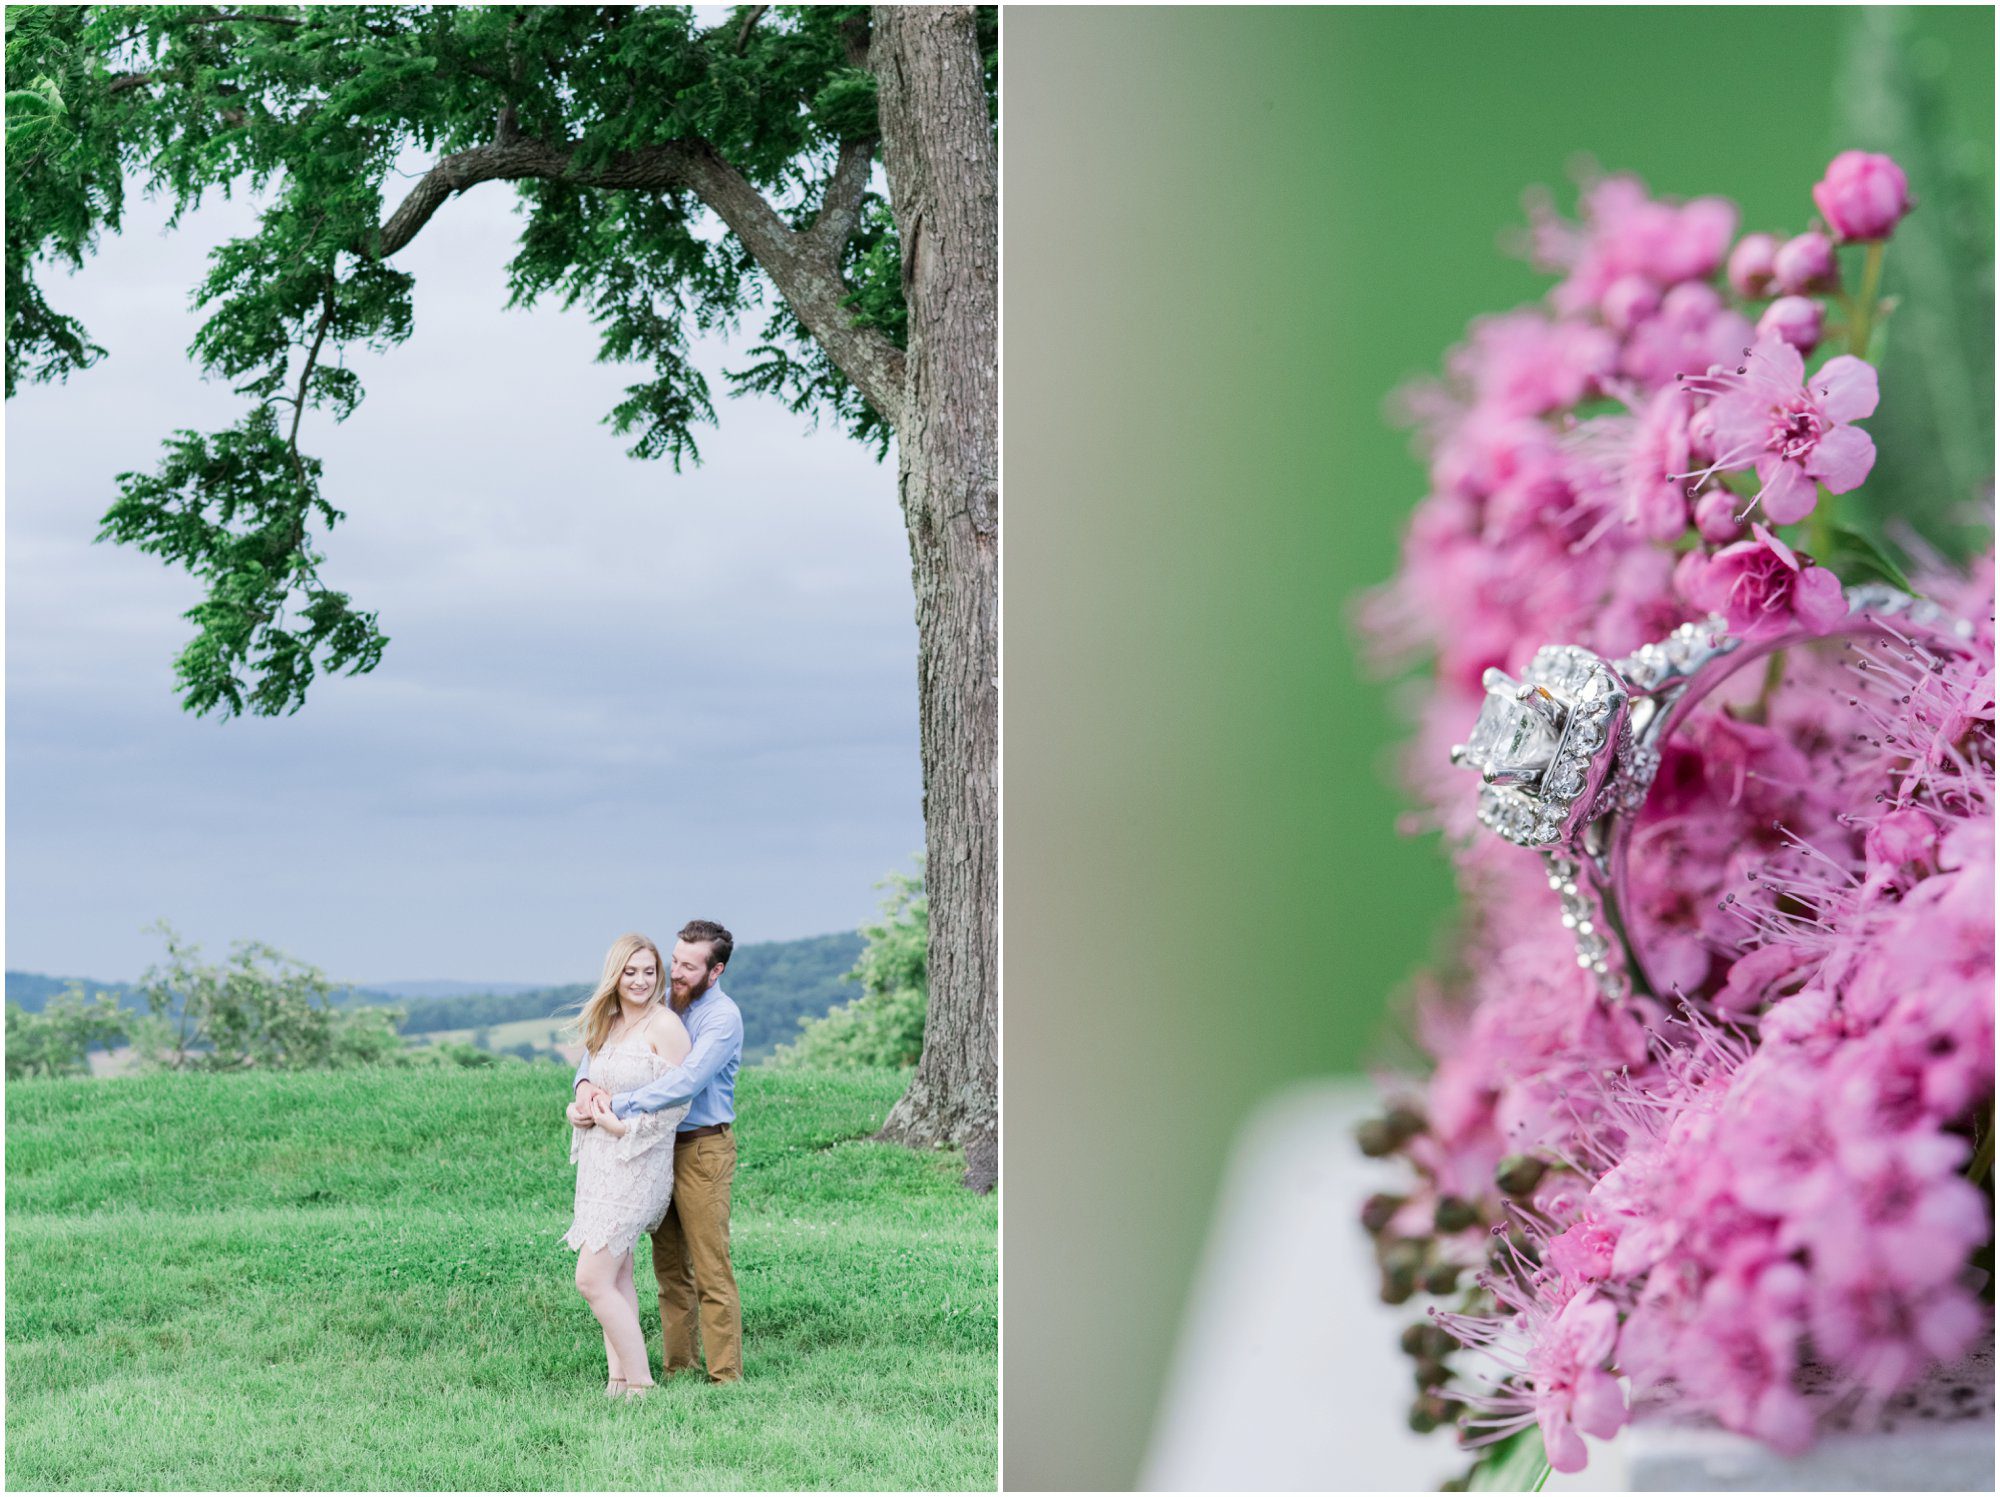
{"left": 678, "top": 919, "right": 734, "bottom": 970}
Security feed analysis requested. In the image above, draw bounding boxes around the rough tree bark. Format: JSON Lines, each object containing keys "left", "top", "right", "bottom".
{"left": 868, "top": 5, "right": 999, "bottom": 1191}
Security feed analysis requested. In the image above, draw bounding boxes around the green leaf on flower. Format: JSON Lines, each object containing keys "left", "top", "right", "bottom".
{"left": 1820, "top": 520, "right": 1919, "bottom": 596}
{"left": 1467, "top": 1426, "right": 1552, "bottom": 1492}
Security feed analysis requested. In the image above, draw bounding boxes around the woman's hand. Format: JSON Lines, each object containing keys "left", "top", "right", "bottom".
{"left": 589, "top": 1090, "right": 630, "bottom": 1137}
{"left": 566, "top": 1100, "right": 595, "bottom": 1129}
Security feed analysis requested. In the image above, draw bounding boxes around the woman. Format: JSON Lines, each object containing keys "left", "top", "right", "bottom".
{"left": 561, "top": 932, "right": 693, "bottom": 1397}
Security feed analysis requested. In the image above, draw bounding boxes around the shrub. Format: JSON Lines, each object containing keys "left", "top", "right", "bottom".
{"left": 126, "top": 921, "right": 406, "bottom": 1073}
{"left": 771, "top": 861, "right": 927, "bottom": 1071}
{"left": 5, "top": 984, "right": 125, "bottom": 1079}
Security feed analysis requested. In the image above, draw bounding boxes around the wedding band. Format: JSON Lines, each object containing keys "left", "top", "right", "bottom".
{"left": 1451, "top": 583, "right": 1978, "bottom": 1000}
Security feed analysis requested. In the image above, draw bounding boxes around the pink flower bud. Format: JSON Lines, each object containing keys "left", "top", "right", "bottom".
{"left": 1812, "top": 151, "right": 1911, "bottom": 242}
{"left": 1687, "top": 405, "right": 1718, "bottom": 464}
{"left": 1660, "top": 281, "right": 1723, "bottom": 324}
{"left": 1694, "top": 487, "right": 1745, "bottom": 543}
{"left": 1773, "top": 232, "right": 1838, "bottom": 296}
{"left": 1727, "top": 233, "right": 1780, "bottom": 298}
{"left": 1756, "top": 295, "right": 1823, "bottom": 354}
{"left": 1601, "top": 274, "right": 1660, "bottom": 334}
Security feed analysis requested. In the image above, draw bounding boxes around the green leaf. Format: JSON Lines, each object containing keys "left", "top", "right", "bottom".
{"left": 1836, "top": 9, "right": 1995, "bottom": 560}
{"left": 1819, "top": 520, "right": 1919, "bottom": 595}
{"left": 1468, "top": 1426, "right": 1552, "bottom": 1493}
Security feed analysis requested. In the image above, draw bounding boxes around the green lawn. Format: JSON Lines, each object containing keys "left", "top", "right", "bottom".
{"left": 6, "top": 1065, "right": 996, "bottom": 1490}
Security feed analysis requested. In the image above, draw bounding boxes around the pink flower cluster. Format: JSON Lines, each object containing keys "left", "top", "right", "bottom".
{"left": 1358, "top": 156, "right": 1991, "bottom": 1478}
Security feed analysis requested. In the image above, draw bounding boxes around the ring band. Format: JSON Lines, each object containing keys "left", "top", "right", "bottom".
{"left": 1452, "top": 584, "right": 1978, "bottom": 999}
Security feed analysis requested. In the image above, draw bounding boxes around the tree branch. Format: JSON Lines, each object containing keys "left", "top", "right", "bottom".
{"left": 287, "top": 276, "right": 336, "bottom": 493}
{"left": 361, "top": 137, "right": 696, "bottom": 259}
{"left": 802, "top": 136, "right": 877, "bottom": 257}
{"left": 363, "top": 134, "right": 908, "bottom": 427}
{"left": 734, "top": 6, "right": 769, "bottom": 55}
{"left": 175, "top": 13, "right": 304, "bottom": 27}
{"left": 104, "top": 71, "right": 248, "bottom": 127}
{"left": 681, "top": 143, "right": 906, "bottom": 427}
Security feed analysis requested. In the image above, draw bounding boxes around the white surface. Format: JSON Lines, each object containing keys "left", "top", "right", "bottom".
{"left": 1141, "top": 1080, "right": 1627, "bottom": 1492}
{"left": 1624, "top": 1418, "right": 1992, "bottom": 1493}
{"left": 1143, "top": 1080, "right": 1992, "bottom": 1494}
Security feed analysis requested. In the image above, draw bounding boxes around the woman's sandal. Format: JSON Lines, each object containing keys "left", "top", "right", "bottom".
{"left": 621, "top": 1382, "right": 656, "bottom": 1399}
{"left": 604, "top": 1377, "right": 627, "bottom": 1398}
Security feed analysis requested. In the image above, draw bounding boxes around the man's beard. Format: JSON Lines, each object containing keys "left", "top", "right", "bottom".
{"left": 670, "top": 972, "right": 713, "bottom": 1013}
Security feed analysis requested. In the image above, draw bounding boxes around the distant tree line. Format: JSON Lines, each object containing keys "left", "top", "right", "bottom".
{"left": 378, "top": 930, "right": 866, "bottom": 1058}
{"left": 7, "top": 928, "right": 869, "bottom": 1075}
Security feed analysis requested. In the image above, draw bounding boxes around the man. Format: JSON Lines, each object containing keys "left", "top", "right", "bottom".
{"left": 574, "top": 918, "right": 745, "bottom": 1383}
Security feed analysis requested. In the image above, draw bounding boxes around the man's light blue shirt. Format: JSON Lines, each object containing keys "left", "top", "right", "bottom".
{"left": 573, "top": 987, "right": 742, "bottom": 1129}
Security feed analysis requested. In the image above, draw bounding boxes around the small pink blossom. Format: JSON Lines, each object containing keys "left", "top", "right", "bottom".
{"left": 1620, "top": 292, "right": 1755, "bottom": 389}
{"left": 1447, "top": 311, "right": 1616, "bottom": 419}
{"left": 1864, "top": 807, "right": 1938, "bottom": 874}
{"left": 1692, "top": 335, "right": 1879, "bottom": 522}
{"left": 1810, "top": 1270, "right": 1988, "bottom": 1397}
{"left": 1674, "top": 1265, "right": 1816, "bottom": 1453}
{"left": 1592, "top": 387, "right": 1694, "bottom": 541}
{"left": 1715, "top": 942, "right": 1811, "bottom": 1012}
{"left": 1787, "top": 1129, "right": 1989, "bottom": 1290}
{"left": 1528, "top": 1293, "right": 1627, "bottom": 1473}
{"left": 1682, "top": 524, "right": 1847, "bottom": 642}
{"left": 1813, "top": 151, "right": 1912, "bottom": 242}
{"left": 1530, "top": 175, "right": 1738, "bottom": 317}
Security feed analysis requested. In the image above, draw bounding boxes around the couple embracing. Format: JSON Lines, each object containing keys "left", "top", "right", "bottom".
{"left": 560, "top": 920, "right": 744, "bottom": 1395}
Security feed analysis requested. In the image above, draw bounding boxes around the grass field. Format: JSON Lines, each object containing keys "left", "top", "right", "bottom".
{"left": 6, "top": 1065, "right": 996, "bottom": 1490}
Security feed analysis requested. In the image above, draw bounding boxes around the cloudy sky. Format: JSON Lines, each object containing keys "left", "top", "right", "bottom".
{"left": 7, "top": 150, "right": 922, "bottom": 986}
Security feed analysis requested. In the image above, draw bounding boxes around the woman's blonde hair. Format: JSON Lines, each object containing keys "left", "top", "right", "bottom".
{"left": 572, "top": 932, "right": 665, "bottom": 1055}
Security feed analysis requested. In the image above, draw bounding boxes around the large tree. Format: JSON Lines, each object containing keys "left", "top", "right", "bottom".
{"left": 6, "top": 3, "right": 997, "bottom": 1185}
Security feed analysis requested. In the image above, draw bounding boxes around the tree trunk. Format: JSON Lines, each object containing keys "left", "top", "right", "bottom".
{"left": 870, "top": 5, "right": 999, "bottom": 1192}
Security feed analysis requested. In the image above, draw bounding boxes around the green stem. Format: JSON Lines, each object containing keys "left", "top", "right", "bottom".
{"left": 1742, "top": 649, "right": 1787, "bottom": 725}
{"left": 1969, "top": 1115, "right": 1993, "bottom": 1188}
{"left": 1847, "top": 240, "right": 1886, "bottom": 358}
{"left": 1805, "top": 485, "right": 1833, "bottom": 558}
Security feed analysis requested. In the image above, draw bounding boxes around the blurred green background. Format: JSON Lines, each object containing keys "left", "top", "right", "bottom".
{"left": 1001, "top": 6, "right": 1993, "bottom": 1489}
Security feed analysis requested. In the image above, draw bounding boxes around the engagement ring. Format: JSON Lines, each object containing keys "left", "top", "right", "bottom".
{"left": 1451, "top": 584, "right": 1978, "bottom": 999}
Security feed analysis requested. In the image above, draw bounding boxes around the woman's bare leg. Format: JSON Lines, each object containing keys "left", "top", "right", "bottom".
{"left": 611, "top": 1249, "right": 655, "bottom": 1386}
{"left": 575, "top": 1246, "right": 652, "bottom": 1387}
{"left": 616, "top": 1257, "right": 643, "bottom": 1354}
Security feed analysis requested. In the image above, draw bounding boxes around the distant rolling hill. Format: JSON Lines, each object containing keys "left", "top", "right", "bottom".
{"left": 6, "top": 929, "right": 865, "bottom": 1063}
{"left": 358, "top": 979, "right": 550, "bottom": 999}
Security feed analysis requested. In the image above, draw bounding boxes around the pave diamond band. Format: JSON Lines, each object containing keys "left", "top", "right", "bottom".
{"left": 1544, "top": 850, "right": 1631, "bottom": 1002}
{"left": 1455, "top": 585, "right": 1979, "bottom": 1000}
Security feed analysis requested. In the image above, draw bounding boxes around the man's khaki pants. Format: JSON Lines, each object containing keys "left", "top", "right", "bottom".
{"left": 650, "top": 1128, "right": 741, "bottom": 1382}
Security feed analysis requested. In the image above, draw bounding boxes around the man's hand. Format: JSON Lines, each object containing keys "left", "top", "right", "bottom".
{"left": 575, "top": 1078, "right": 610, "bottom": 1109}
{"left": 565, "top": 1100, "right": 595, "bottom": 1129}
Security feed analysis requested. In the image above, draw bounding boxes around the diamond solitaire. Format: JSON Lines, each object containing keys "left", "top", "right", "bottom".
{"left": 1452, "top": 646, "right": 1629, "bottom": 850}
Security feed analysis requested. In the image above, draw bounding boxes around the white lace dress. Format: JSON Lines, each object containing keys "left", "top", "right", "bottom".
{"left": 560, "top": 1037, "right": 692, "bottom": 1257}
